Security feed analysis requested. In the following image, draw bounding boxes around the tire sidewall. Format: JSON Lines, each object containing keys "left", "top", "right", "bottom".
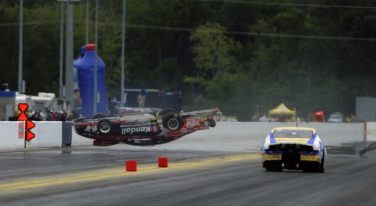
{"left": 165, "top": 116, "right": 182, "bottom": 131}
{"left": 97, "top": 119, "right": 112, "bottom": 134}
{"left": 157, "top": 109, "right": 183, "bottom": 131}
{"left": 207, "top": 119, "right": 216, "bottom": 127}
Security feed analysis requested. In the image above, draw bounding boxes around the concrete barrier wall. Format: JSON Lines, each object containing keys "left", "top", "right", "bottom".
{"left": 0, "top": 121, "right": 371, "bottom": 151}
{"left": 0, "top": 121, "right": 63, "bottom": 149}
{"left": 299, "top": 122, "right": 364, "bottom": 145}
{"left": 367, "top": 122, "right": 376, "bottom": 141}
{"left": 143, "top": 122, "right": 365, "bottom": 152}
{"left": 0, "top": 121, "right": 25, "bottom": 149}
{"left": 27, "top": 121, "right": 62, "bottom": 148}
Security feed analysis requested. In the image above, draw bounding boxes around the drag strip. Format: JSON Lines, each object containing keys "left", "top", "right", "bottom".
{"left": 0, "top": 153, "right": 259, "bottom": 192}
{"left": 1, "top": 146, "right": 376, "bottom": 206}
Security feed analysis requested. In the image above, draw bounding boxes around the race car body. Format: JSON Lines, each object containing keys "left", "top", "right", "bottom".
{"left": 262, "top": 127, "right": 326, "bottom": 172}
{"left": 72, "top": 108, "right": 218, "bottom": 146}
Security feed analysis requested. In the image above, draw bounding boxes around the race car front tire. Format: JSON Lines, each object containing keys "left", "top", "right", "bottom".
{"left": 97, "top": 119, "right": 113, "bottom": 134}
{"left": 207, "top": 119, "right": 216, "bottom": 127}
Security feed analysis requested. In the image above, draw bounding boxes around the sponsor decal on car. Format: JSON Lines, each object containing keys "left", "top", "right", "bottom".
{"left": 120, "top": 121, "right": 153, "bottom": 128}
{"left": 120, "top": 122, "right": 159, "bottom": 135}
{"left": 85, "top": 125, "right": 97, "bottom": 132}
{"left": 121, "top": 126, "right": 151, "bottom": 135}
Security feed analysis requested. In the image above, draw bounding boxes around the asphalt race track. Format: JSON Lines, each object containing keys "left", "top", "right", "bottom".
{"left": 0, "top": 145, "right": 376, "bottom": 206}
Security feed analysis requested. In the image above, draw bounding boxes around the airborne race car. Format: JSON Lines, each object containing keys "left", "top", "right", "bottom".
{"left": 72, "top": 108, "right": 219, "bottom": 146}
{"left": 262, "top": 127, "right": 326, "bottom": 172}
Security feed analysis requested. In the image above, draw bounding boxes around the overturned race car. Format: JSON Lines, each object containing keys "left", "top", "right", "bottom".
{"left": 72, "top": 108, "right": 219, "bottom": 146}
{"left": 262, "top": 127, "right": 326, "bottom": 172}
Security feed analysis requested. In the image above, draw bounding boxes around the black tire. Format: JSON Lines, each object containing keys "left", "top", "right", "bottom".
{"left": 157, "top": 108, "right": 183, "bottom": 131}
{"left": 317, "top": 158, "right": 325, "bottom": 173}
{"left": 207, "top": 119, "right": 216, "bottom": 127}
{"left": 302, "top": 159, "right": 325, "bottom": 173}
{"left": 264, "top": 162, "right": 282, "bottom": 172}
{"left": 164, "top": 116, "right": 183, "bottom": 131}
{"left": 97, "top": 119, "right": 113, "bottom": 134}
{"left": 314, "top": 151, "right": 325, "bottom": 173}
{"left": 266, "top": 165, "right": 282, "bottom": 172}
{"left": 303, "top": 167, "right": 314, "bottom": 173}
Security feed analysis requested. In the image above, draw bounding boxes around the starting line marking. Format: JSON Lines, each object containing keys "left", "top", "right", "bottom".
{"left": 0, "top": 153, "right": 260, "bottom": 192}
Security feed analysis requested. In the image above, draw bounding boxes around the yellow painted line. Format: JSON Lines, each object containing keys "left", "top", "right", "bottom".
{"left": 0, "top": 153, "right": 260, "bottom": 192}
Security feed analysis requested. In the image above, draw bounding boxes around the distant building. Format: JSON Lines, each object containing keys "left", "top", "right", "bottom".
{"left": 0, "top": 91, "right": 57, "bottom": 120}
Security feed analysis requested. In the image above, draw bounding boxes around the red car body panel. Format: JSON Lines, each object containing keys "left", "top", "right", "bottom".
{"left": 72, "top": 108, "right": 218, "bottom": 146}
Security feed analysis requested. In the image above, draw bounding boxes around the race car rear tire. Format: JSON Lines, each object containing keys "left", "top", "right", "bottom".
{"left": 158, "top": 109, "right": 183, "bottom": 131}
{"left": 265, "top": 162, "right": 282, "bottom": 172}
{"left": 317, "top": 158, "right": 325, "bottom": 173}
{"left": 266, "top": 165, "right": 282, "bottom": 172}
{"left": 165, "top": 116, "right": 183, "bottom": 131}
{"left": 302, "top": 160, "right": 325, "bottom": 173}
{"left": 97, "top": 119, "right": 113, "bottom": 134}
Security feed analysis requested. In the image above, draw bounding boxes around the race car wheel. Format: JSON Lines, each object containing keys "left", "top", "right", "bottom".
{"left": 158, "top": 109, "right": 183, "bottom": 131}
{"left": 266, "top": 165, "right": 282, "bottom": 172}
{"left": 207, "top": 119, "right": 216, "bottom": 127}
{"left": 302, "top": 159, "right": 325, "bottom": 173}
{"left": 318, "top": 157, "right": 325, "bottom": 173}
{"left": 265, "top": 162, "right": 282, "bottom": 172}
{"left": 97, "top": 119, "right": 113, "bottom": 134}
{"left": 165, "top": 116, "right": 182, "bottom": 131}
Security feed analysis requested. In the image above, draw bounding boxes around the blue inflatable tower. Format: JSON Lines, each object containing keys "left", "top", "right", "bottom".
{"left": 72, "top": 46, "right": 86, "bottom": 114}
{"left": 76, "top": 44, "right": 108, "bottom": 117}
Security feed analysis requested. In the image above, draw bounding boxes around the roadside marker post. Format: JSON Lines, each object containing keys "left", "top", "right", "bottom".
{"left": 17, "top": 103, "right": 28, "bottom": 121}
{"left": 17, "top": 103, "right": 36, "bottom": 148}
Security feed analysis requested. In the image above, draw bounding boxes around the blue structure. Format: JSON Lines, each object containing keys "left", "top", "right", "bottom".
{"left": 75, "top": 44, "right": 108, "bottom": 117}
{"left": 0, "top": 91, "right": 16, "bottom": 97}
{"left": 73, "top": 46, "right": 86, "bottom": 89}
{"left": 72, "top": 46, "right": 86, "bottom": 114}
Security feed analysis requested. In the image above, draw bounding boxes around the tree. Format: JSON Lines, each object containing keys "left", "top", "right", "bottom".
{"left": 188, "top": 22, "right": 246, "bottom": 116}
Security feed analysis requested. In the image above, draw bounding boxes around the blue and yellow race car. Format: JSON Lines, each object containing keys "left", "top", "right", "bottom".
{"left": 262, "top": 127, "right": 326, "bottom": 172}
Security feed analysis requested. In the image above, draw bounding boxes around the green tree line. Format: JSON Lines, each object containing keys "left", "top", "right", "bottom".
{"left": 1, "top": 0, "right": 376, "bottom": 120}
